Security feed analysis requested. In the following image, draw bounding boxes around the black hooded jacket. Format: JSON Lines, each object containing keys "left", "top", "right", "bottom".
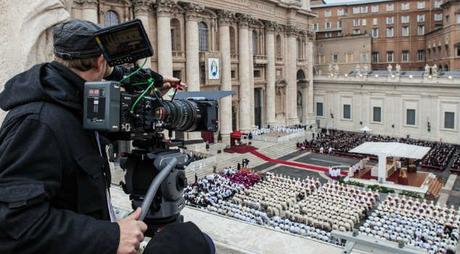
{"left": 0, "top": 61, "right": 119, "bottom": 254}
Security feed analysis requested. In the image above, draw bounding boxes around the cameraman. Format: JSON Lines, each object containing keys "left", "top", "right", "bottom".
{"left": 0, "top": 19, "right": 209, "bottom": 254}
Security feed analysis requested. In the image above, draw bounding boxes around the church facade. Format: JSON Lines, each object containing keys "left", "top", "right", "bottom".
{"left": 71, "top": 0, "right": 317, "bottom": 139}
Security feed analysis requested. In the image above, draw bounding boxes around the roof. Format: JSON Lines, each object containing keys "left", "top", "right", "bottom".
{"left": 312, "top": 0, "right": 392, "bottom": 8}
{"left": 349, "top": 142, "right": 431, "bottom": 159}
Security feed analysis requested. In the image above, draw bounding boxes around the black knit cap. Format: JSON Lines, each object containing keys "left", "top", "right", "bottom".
{"left": 53, "top": 19, "right": 102, "bottom": 59}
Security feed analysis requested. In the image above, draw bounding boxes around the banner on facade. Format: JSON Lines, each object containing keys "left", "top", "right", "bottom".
{"left": 208, "top": 58, "right": 220, "bottom": 80}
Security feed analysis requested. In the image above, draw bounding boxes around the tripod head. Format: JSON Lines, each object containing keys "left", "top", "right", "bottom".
{"left": 120, "top": 134, "right": 189, "bottom": 236}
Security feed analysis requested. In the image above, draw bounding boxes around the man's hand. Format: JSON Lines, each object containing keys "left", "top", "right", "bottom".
{"left": 159, "top": 76, "right": 187, "bottom": 96}
{"left": 117, "top": 208, "right": 148, "bottom": 254}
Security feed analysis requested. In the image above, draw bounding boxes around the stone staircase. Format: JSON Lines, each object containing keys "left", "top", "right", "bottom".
{"left": 426, "top": 176, "right": 444, "bottom": 199}
{"left": 184, "top": 137, "right": 303, "bottom": 181}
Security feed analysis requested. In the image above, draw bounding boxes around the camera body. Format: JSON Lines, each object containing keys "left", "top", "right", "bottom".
{"left": 83, "top": 81, "right": 218, "bottom": 135}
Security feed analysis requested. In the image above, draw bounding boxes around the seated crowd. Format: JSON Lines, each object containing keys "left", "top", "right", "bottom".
{"left": 297, "top": 130, "right": 456, "bottom": 170}
{"left": 359, "top": 195, "right": 459, "bottom": 253}
{"left": 249, "top": 125, "right": 305, "bottom": 138}
{"left": 450, "top": 153, "right": 460, "bottom": 172}
{"left": 184, "top": 167, "right": 459, "bottom": 251}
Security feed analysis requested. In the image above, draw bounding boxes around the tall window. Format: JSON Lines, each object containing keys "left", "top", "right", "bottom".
{"left": 337, "top": 21, "right": 342, "bottom": 29}
{"left": 401, "top": 16, "right": 410, "bottom": 24}
{"left": 417, "top": 25, "right": 425, "bottom": 35}
{"left": 325, "top": 22, "right": 332, "bottom": 29}
{"left": 353, "top": 7, "right": 360, "bottom": 14}
{"left": 417, "top": 14, "right": 425, "bottom": 22}
{"left": 401, "top": 2, "right": 410, "bottom": 10}
{"left": 386, "top": 3, "right": 394, "bottom": 11}
{"left": 371, "top": 5, "right": 379, "bottom": 13}
{"left": 325, "top": 10, "right": 332, "bottom": 17}
{"left": 417, "top": 1, "right": 425, "bottom": 9}
{"left": 386, "top": 27, "right": 394, "bottom": 37}
{"left": 337, "top": 9, "right": 345, "bottom": 16}
{"left": 373, "top": 18, "right": 378, "bottom": 26}
{"left": 170, "top": 19, "right": 181, "bottom": 51}
{"left": 386, "top": 17, "right": 394, "bottom": 25}
{"left": 402, "top": 26, "right": 409, "bottom": 36}
{"left": 371, "top": 28, "right": 379, "bottom": 38}
{"left": 417, "top": 49, "right": 425, "bottom": 61}
{"left": 372, "top": 52, "right": 379, "bottom": 63}
{"left": 276, "top": 35, "right": 282, "bottom": 58}
{"left": 361, "top": 19, "right": 367, "bottom": 26}
{"left": 402, "top": 50, "right": 410, "bottom": 62}
{"left": 198, "top": 22, "right": 208, "bottom": 52}
{"left": 316, "top": 102, "right": 324, "bottom": 117}
{"left": 444, "top": 112, "right": 455, "bottom": 129}
{"left": 434, "top": 0, "right": 442, "bottom": 8}
{"left": 406, "top": 109, "right": 416, "bottom": 125}
{"left": 104, "top": 10, "right": 119, "bottom": 27}
{"left": 373, "top": 107, "right": 382, "bottom": 122}
{"left": 434, "top": 14, "right": 443, "bottom": 21}
{"left": 387, "top": 51, "right": 394, "bottom": 62}
{"left": 252, "top": 30, "right": 258, "bottom": 56}
{"left": 229, "top": 26, "right": 236, "bottom": 55}
{"left": 343, "top": 104, "right": 351, "bottom": 120}
{"left": 332, "top": 53, "right": 338, "bottom": 63}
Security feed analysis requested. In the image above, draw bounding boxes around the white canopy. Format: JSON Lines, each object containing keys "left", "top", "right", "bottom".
{"left": 359, "top": 126, "right": 372, "bottom": 132}
{"left": 349, "top": 142, "right": 431, "bottom": 159}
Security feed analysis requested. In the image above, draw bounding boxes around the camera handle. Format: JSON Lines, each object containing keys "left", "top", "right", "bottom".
{"left": 139, "top": 157, "right": 178, "bottom": 221}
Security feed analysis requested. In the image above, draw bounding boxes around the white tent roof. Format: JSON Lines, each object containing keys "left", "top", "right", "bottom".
{"left": 349, "top": 142, "right": 431, "bottom": 159}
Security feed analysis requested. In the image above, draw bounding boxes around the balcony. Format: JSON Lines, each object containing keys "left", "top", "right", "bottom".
{"left": 254, "top": 55, "right": 267, "bottom": 64}
{"left": 172, "top": 51, "right": 185, "bottom": 61}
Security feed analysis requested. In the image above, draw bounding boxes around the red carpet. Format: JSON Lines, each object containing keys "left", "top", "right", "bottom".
{"left": 249, "top": 150, "right": 347, "bottom": 176}
{"left": 224, "top": 144, "right": 258, "bottom": 154}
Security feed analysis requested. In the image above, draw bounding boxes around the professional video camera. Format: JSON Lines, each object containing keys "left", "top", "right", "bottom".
{"left": 82, "top": 19, "right": 225, "bottom": 236}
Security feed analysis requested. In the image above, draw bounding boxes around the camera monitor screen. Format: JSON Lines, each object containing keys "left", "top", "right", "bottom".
{"left": 95, "top": 19, "right": 153, "bottom": 66}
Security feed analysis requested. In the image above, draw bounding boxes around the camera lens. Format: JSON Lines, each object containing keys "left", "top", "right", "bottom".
{"left": 157, "top": 100, "right": 202, "bottom": 132}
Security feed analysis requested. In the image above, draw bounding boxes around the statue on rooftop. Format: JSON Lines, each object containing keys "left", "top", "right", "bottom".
{"left": 432, "top": 64, "right": 438, "bottom": 77}
{"left": 387, "top": 64, "right": 393, "bottom": 75}
{"left": 395, "top": 64, "right": 401, "bottom": 76}
{"left": 424, "top": 64, "right": 431, "bottom": 78}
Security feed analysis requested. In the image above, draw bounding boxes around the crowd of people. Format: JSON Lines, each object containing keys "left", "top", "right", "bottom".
{"left": 360, "top": 195, "right": 459, "bottom": 253}
{"left": 184, "top": 167, "right": 459, "bottom": 251}
{"left": 297, "top": 130, "right": 457, "bottom": 170}
{"left": 249, "top": 125, "right": 306, "bottom": 138}
{"left": 450, "top": 153, "right": 460, "bottom": 172}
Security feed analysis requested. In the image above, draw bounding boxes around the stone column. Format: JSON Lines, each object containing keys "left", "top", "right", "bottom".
{"left": 81, "top": 0, "right": 98, "bottom": 23}
{"left": 156, "top": 0, "right": 174, "bottom": 77}
{"left": 285, "top": 26, "right": 299, "bottom": 125}
{"left": 184, "top": 3, "right": 203, "bottom": 91}
{"left": 238, "top": 15, "right": 251, "bottom": 131}
{"left": 218, "top": 11, "right": 234, "bottom": 140}
{"left": 133, "top": 0, "right": 152, "bottom": 68}
{"left": 265, "top": 22, "right": 277, "bottom": 126}
{"left": 248, "top": 25, "right": 255, "bottom": 128}
{"left": 306, "top": 39, "right": 315, "bottom": 124}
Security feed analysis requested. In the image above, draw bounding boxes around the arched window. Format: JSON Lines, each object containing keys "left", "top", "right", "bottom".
{"left": 199, "top": 22, "right": 209, "bottom": 52}
{"left": 104, "top": 10, "right": 119, "bottom": 27}
{"left": 230, "top": 26, "right": 236, "bottom": 55}
{"left": 252, "top": 30, "right": 258, "bottom": 56}
{"left": 297, "top": 69, "right": 306, "bottom": 81}
{"left": 170, "top": 19, "right": 181, "bottom": 51}
{"left": 276, "top": 34, "right": 282, "bottom": 58}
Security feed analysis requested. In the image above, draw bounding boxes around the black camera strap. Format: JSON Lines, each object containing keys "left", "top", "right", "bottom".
{"left": 95, "top": 131, "right": 117, "bottom": 222}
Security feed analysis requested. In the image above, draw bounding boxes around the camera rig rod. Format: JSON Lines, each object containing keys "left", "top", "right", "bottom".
{"left": 140, "top": 157, "right": 178, "bottom": 221}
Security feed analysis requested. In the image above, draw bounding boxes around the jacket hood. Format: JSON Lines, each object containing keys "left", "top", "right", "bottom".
{"left": 0, "top": 61, "right": 85, "bottom": 112}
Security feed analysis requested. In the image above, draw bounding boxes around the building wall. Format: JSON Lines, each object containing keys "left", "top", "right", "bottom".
{"left": 314, "top": 35, "right": 371, "bottom": 75}
{"left": 314, "top": 75, "right": 460, "bottom": 144}
{"left": 311, "top": 0, "right": 460, "bottom": 73}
